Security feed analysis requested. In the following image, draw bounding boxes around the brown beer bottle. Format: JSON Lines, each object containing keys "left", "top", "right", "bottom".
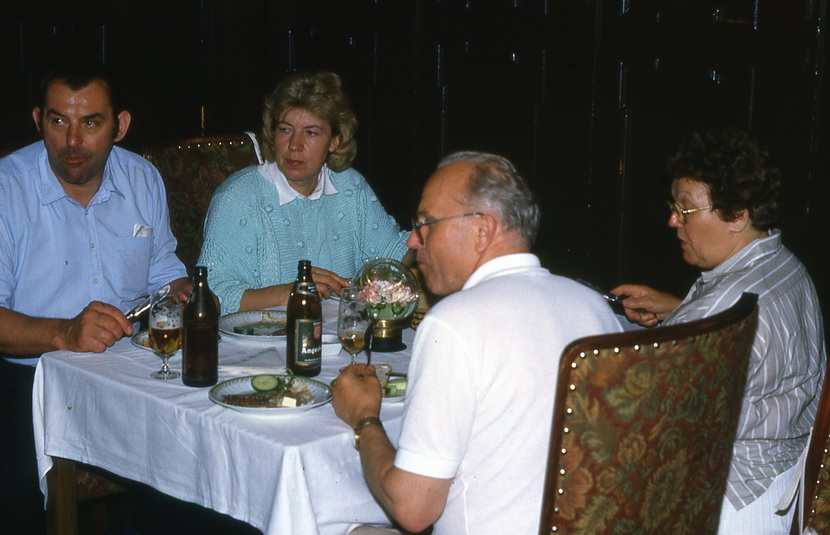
{"left": 286, "top": 260, "right": 322, "bottom": 377}
{"left": 182, "top": 266, "right": 219, "bottom": 387}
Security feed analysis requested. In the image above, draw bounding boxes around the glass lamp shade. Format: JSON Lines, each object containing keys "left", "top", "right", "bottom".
{"left": 352, "top": 258, "right": 420, "bottom": 351}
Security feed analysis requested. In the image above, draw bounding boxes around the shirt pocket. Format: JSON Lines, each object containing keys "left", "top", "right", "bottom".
{"left": 112, "top": 237, "right": 153, "bottom": 295}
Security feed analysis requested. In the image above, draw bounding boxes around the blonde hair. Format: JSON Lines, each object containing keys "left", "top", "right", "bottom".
{"left": 260, "top": 71, "right": 358, "bottom": 171}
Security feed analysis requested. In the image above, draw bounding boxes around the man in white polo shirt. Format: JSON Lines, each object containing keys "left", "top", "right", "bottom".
{"left": 332, "top": 151, "right": 622, "bottom": 534}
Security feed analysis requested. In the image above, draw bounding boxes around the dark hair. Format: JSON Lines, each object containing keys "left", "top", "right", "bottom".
{"left": 260, "top": 71, "right": 357, "bottom": 171}
{"left": 38, "top": 62, "right": 124, "bottom": 115}
{"left": 667, "top": 128, "right": 780, "bottom": 231}
{"left": 438, "top": 151, "right": 541, "bottom": 245}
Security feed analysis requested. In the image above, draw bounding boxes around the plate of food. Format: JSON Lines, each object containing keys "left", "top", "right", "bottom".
{"left": 382, "top": 372, "right": 407, "bottom": 403}
{"left": 131, "top": 329, "right": 182, "bottom": 354}
{"left": 219, "top": 310, "right": 287, "bottom": 341}
{"left": 209, "top": 374, "right": 332, "bottom": 414}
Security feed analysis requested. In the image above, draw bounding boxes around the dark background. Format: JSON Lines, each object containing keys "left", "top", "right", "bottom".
{"left": 2, "top": 0, "right": 828, "bottom": 320}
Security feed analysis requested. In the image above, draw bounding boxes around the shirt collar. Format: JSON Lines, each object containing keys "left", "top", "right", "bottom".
{"left": 259, "top": 161, "right": 338, "bottom": 206}
{"left": 700, "top": 229, "right": 782, "bottom": 282}
{"left": 462, "top": 253, "right": 540, "bottom": 290}
{"left": 36, "top": 142, "right": 124, "bottom": 206}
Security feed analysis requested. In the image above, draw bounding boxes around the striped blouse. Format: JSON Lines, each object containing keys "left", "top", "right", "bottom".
{"left": 665, "top": 229, "right": 826, "bottom": 509}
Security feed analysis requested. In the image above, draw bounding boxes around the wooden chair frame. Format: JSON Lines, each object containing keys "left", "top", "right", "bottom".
{"left": 791, "top": 360, "right": 830, "bottom": 534}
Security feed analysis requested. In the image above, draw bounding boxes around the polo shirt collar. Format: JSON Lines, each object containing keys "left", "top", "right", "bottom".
{"left": 463, "top": 253, "right": 540, "bottom": 290}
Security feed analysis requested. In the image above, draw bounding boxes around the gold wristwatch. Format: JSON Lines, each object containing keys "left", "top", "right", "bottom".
{"left": 353, "top": 416, "right": 383, "bottom": 450}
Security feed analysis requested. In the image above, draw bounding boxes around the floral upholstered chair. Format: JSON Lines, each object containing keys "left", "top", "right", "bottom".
{"left": 144, "top": 133, "right": 262, "bottom": 273}
{"left": 791, "top": 368, "right": 830, "bottom": 535}
{"left": 539, "top": 292, "right": 758, "bottom": 535}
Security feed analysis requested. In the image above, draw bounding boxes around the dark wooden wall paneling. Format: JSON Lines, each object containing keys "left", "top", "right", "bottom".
{"left": 2, "top": 0, "right": 828, "bottom": 317}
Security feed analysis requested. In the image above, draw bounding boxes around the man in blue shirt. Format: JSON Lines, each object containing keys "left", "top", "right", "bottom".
{"left": 0, "top": 64, "right": 189, "bottom": 358}
{"left": 0, "top": 63, "right": 189, "bottom": 530}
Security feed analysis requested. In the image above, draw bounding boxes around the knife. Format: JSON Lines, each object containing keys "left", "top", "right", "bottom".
{"left": 573, "top": 278, "right": 627, "bottom": 315}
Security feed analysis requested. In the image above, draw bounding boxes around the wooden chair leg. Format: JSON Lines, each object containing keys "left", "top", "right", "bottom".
{"left": 91, "top": 500, "right": 108, "bottom": 535}
{"left": 46, "top": 457, "right": 78, "bottom": 535}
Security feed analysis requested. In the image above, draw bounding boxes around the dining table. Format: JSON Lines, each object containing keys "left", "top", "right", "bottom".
{"left": 33, "top": 299, "right": 415, "bottom": 535}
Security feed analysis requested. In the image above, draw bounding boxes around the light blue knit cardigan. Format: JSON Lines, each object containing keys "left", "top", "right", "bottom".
{"left": 198, "top": 165, "right": 410, "bottom": 312}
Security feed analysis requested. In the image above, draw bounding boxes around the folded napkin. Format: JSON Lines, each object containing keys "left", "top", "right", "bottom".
{"left": 219, "top": 366, "right": 288, "bottom": 376}
{"left": 219, "top": 347, "right": 283, "bottom": 374}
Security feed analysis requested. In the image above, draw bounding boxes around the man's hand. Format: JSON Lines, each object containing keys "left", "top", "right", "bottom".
{"left": 332, "top": 363, "right": 383, "bottom": 427}
{"left": 57, "top": 301, "right": 134, "bottom": 353}
{"left": 167, "top": 277, "right": 193, "bottom": 302}
{"left": 610, "top": 284, "right": 681, "bottom": 327}
{"left": 311, "top": 267, "right": 350, "bottom": 300}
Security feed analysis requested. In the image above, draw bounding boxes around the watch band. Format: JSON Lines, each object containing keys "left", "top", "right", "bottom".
{"left": 353, "top": 416, "right": 383, "bottom": 450}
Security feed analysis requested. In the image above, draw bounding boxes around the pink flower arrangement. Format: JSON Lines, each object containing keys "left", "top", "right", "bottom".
{"left": 359, "top": 280, "right": 418, "bottom": 307}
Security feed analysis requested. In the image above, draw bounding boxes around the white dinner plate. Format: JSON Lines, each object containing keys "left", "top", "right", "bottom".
{"left": 219, "top": 310, "right": 287, "bottom": 341}
{"left": 131, "top": 330, "right": 182, "bottom": 355}
{"left": 209, "top": 375, "right": 332, "bottom": 414}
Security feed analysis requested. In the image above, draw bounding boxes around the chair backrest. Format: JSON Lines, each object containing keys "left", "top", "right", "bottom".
{"left": 794, "top": 361, "right": 830, "bottom": 534}
{"left": 144, "top": 134, "right": 261, "bottom": 274}
{"left": 539, "top": 292, "right": 759, "bottom": 535}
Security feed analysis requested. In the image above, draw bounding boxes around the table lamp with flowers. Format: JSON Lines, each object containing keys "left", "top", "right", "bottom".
{"left": 352, "top": 258, "right": 419, "bottom": 352}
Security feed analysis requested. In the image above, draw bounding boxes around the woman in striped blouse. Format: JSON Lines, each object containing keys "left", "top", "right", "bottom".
{"left": 612, "top": 128, "right": 825, "bottom": 535}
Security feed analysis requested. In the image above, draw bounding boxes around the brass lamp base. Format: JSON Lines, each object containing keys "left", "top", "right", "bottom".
{"left": 370, "top": 318, "right": 408, "bottom": 352}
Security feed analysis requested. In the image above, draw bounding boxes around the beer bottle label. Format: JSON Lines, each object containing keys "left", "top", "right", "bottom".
{"left": 293, "top": 319, "right": 322, "bottom": 366}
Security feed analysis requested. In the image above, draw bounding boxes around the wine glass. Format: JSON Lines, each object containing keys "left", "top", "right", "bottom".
{"left": 148, "top": 295, "right": 183, "bottom": 380}
{"left": 338, "top": 287, "right": 373, "bottom": 365}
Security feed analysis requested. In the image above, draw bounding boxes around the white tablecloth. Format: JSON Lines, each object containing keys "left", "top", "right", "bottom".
{"left": 33, "top": 301, "right": 413, "bottom": 535}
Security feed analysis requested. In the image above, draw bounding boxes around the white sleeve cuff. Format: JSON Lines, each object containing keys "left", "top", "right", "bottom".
{"left": 394, "top": 447, "right": 460, "bottom": 480}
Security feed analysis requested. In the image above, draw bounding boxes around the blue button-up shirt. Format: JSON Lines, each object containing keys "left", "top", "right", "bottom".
{"left": 0, "top": 141, "right": 187, "bottom": 324}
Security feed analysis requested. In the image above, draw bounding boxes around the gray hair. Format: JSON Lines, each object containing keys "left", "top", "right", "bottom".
{"left": 438, "top": 151, "right": 541, "bottom": 244}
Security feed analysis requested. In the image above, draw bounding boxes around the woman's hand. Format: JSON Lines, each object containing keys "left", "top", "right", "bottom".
{"left": 311, "top": 267, "right": 350, "bottom": 299}
{"left": 610, "top": 284, "right": 681, "bottom": 327}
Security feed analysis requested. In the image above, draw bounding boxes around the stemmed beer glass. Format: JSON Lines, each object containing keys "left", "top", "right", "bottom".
{"left": 337, "top": 287, "right": 373, "bottom": 365}
{"left": 149, "top": 295, "right": 183, "bottom": 380}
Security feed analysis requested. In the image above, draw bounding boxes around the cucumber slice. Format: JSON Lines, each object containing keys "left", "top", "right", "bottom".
{"left": 251, "top": 374, "right": 280, "bottom": 392}
{"left": 385, "top": 377, "right": 407, "bottom": 397}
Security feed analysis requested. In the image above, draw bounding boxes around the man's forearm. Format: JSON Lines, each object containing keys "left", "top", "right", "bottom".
{"left": 1, "top": 301, "right": 131, "bottom": 355}
{"left": 358, "top": 424, "right": 449, "bottom": 533}
{"left": 358, "top": 422, "right": 399, "bottom": 506}
{"left": 0, "top": 307, "right": 67, "bottom": 356}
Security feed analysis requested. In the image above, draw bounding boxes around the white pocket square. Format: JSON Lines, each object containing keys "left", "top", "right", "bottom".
{"left": 133, "top": 224, "right": 153, "bottom": 238}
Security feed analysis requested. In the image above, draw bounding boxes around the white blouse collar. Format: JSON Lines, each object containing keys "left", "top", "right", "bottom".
{"left": 259, "top": 161, "right": 338, "bottom": 206}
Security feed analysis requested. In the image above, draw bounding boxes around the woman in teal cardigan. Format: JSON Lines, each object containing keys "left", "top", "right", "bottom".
{"left": 198, "top": 72, "right": 410, "bottom": 313}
